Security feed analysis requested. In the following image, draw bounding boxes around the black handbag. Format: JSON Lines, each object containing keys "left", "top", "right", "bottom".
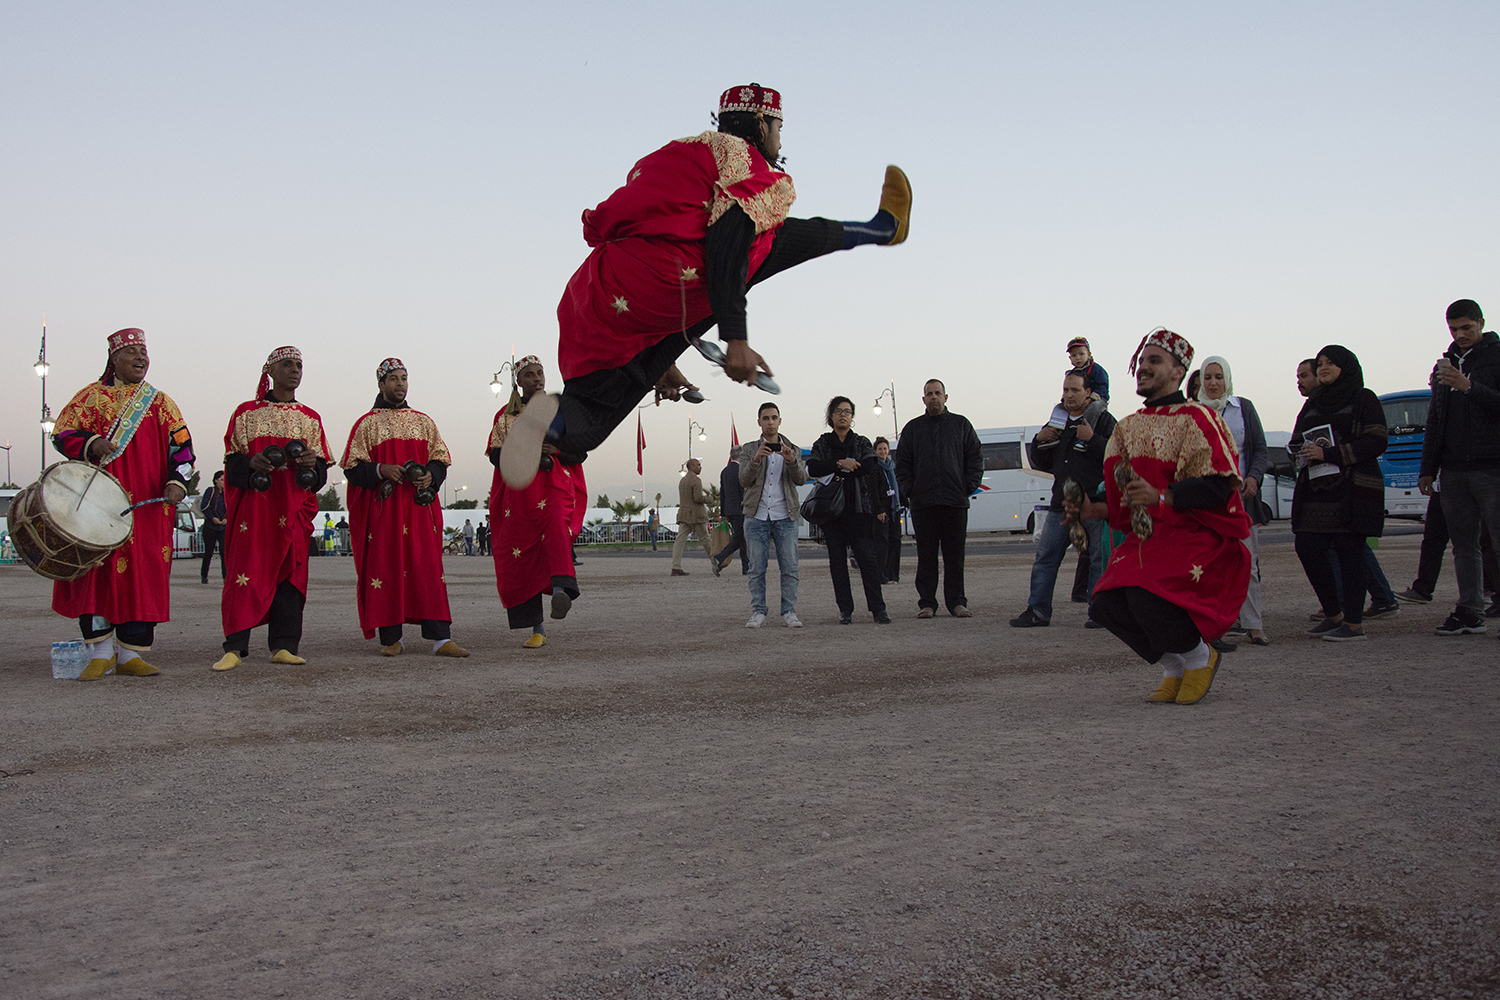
{"left": 801, "top": 478, "right": 846, "bottom": 525}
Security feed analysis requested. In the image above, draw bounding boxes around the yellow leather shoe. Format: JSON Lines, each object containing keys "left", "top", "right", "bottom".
{"left": 116, "top": 656, "right": 160, "bottom": 677}
{"left": 434, "top": 640, "right": 470, "bottom": 657}
{"left": 270, "top": 649, "right": 306, "bottom": 665}
{"left": 78, "top": 657, "right": 115, "bottom": 682}
{"left": 382, "top": 641, "right": 404, "bottom": 657}
{"left": 522, "top": 633, "right": 546, "bottom": 648}
{"left": 878, "top": 165, "right": 912, "bottom": 245}
{"left": 1145, "top": 676, "right": 1182, "bottom": 703}
{"left": 1175, "top": 648, "right": 1221, "bottom": 705}
{"left": 212, "top": 651, "right": 242, "bottom": 672}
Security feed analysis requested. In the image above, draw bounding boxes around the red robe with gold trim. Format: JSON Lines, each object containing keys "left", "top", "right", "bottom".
{"left": 221, "top": 399, "right": 331, "bottom": 635}
{"left": 340, "top": 406, "right": 453, "bottom": 639}
{"left": 1095, "top": 400, "right": 1252, "bottom": 641}
{"left": 487, "top": 402, "right": 587, "bottom": 610}
{"left": 557, "top": 131, "right": 795, "bottom": 381}
{"left": 50, "top": 382, "right": 194, "bottom": 624}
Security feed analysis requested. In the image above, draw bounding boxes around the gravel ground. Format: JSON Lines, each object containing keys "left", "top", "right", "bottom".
{"left": 1, "top": 531, "right": 1497, "bottom": 999}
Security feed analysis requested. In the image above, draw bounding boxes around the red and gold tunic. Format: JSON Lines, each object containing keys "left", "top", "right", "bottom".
{"left": 556, "top": 131, "right": 795, "bottom": 381}
{"left": 487, "top": 402, "right": 587, "bottom": 612}
{"left": 50, "top": 381, "right": 194, "bottom": 624}
{"left": 221, "top": 399, "right": 331, "bottom": 636}
{"left": 340, "top": 406, "right": 453, "bottom": 639}
{"left": 1096, "top": 400, "right": 1252, "bottom": 641}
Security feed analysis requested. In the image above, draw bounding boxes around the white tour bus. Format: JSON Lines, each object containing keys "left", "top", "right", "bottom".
{"left": 967, "top": 425, "right": 1053, "bottom": 534}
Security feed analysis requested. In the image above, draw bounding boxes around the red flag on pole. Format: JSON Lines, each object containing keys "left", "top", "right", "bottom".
{"left": 636, "top": 413, "right": 646, "bottom": 475}
{"left": 730, "top": 417, "right": 740, "bottom": 454}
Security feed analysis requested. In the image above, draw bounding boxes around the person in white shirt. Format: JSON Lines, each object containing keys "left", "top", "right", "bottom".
{"left": 736, "top": 402, "right": 807, "bottom": 628}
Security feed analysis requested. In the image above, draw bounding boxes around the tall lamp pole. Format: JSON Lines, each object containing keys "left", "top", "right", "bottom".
{"left": 1, "top": 442, "right": 11, "bottom": 486}
{"left": 872, "top": 382, "right": 898, "bottom": 441}
{"left": 35, "top": 317, "right": 52, "bottom": 474}
{"left": 687, "top": 419, "right": 707, "bottom": 460}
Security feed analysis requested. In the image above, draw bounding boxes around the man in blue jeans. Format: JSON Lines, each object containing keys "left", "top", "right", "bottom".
{"left": 1011, "top": 371, "right": 1117, "bottom": 628}
{"left": 736, "top": 402, "right": 807, "bottom": 628}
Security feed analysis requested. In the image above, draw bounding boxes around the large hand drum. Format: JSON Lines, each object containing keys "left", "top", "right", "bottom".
{"left": 6, "top": 461, "right": 134, "bottom": 581}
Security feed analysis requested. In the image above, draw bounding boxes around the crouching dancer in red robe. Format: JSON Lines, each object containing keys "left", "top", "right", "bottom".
{"left": 488, "top": 356, "right": 587, "bottom": 648}
{"left": 214, "top": 347, "right": 331, "bottom": 671}
{"left": 51, "top": 328, "right": 195, "bottom": 680}
{"left": 340, "top": 358, "right": 469, "bottom": 658}
{"left": 1085, "top": 329, "right": 1252, "bottom": 705}
{"left": 499, "top": 83, "right": 913, "bottom": 488}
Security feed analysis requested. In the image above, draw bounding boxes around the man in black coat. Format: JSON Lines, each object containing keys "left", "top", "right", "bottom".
{"left": 894, "top": 379, "right": 983, "bottom": 617}
{"left": 1419, "top": 298, "right": 1500, "bottom": 635}
{"left": 712, "top": 451, "right": 748, "bottom": 576}
{"left": 198, "top": 470, "right": 227, "bottom": 583}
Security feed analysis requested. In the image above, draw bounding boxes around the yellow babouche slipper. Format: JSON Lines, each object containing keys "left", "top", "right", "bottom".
{"left": 78, "top": 658, "right": 115, "bottom": 682}
{"left": 1175, "top": 648, "right": 1222, "bottom": 705}
{"left": 522, "top": 633, "right": 546, "bottom": 649}
{"left": 434, "top": 640, "right": 470, "bottom": 657}
{"left": 115, "top": 657, "right": 160, "bottom": 677}
{"left": 212, "top": 652, "right": 242, "bottom": 672}
{"left": 270, "top": 649, "right": 306, "bottom": 665}
{"left": 382, "top": 641, "right": 404, "bottom": 657}
{"left": 1144, "top": 676, "right": 1182, "bottom": 703}
{"left": 878, "top": 165, "right": 912, "bottom": 245}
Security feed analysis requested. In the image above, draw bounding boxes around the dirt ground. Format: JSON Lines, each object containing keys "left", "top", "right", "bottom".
{"left": 2, "top": 530, "right": 1497, "bottom": 999}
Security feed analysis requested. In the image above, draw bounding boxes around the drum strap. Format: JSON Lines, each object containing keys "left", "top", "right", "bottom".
{"left": 102, "top": 382, "right": 159, "bottom": 466}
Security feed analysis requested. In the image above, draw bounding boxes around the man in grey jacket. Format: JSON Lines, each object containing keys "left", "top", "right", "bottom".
{"left": 738, "top": 401, "right": 807, "bottom": 627}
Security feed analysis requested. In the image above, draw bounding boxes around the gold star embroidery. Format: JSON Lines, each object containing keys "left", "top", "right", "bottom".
{"left": 236, "top": 573, "right": 249, "bottom": 586}
{"left": 368, "top": 533, "right": 374, "bottom": 540}
{"left": 611, "top": 296, "right": 630, "bottom": 314}
{"left": 536, "top": 498, "right": 547, "bottom": 510}
{"left": 1189, "top": 564, "right": 1204, "bottom": 582}
{"left": 279, "top": 515, "right": 287, "bottom": 528}
{"left": 403, "top": 524, "right": 409, "bottom": 535}
{"left": 116, "top": 557, "right": 128, "bottom": 573}
{"left": 630, "top": 169, "right": 642, "bottom": 181}
{"left": 504, "top": 508, "right": 511, "bottom": 518}
{"left": 162, "top": 546, "right": 171, "bottom": 563}
{"left": 239, "top": 521, "right": 248, "bottom": 532}
{"left": 680, "top": 267, "right": 698, "bottom": 281}
{"left": 512, "top": 547, "right": 522, "bottom": 558}
{"left": 371, "top": 578, "right": 383, "bottom": 589}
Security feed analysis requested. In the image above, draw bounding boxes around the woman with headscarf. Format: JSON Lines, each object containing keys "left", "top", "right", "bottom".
{"left": 1197, "top": 356, "right": 1271, "bottom": 645}
{"left": 1289, "top": 345, "right": 1387, "bottom": 641}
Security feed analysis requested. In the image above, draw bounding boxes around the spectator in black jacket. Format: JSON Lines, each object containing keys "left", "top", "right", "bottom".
{"left": 894, "top": 379, "right": 983, "bottom": 618}
{"left": 198, "top": 471, "right": 227, "bottom": 583}
{"left": 712, "top": 451, "right": 748, "bottom": 576}
{"left": 1011, "top": 371, "right": 1117, "bottom": 628}
{"left": 807, "top": 396, "right": 890, "bottom": 624}
{"left": 1418, "top": 298, "right": 1500, "bottom": 635}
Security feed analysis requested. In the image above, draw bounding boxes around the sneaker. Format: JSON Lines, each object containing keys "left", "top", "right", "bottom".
{"left": 1363, "top": 602, "right": 1400, "bottom": 620}
{"left": 874, "top": 612, "right": 892, "bottom": 625}
{"left": 1395, "top": 588, "right": 1433, "bottom": 605}
{"left": 783, "top": 612, "right": 804, "bottom": 628}
{"left": 746, "top": 612, "right": 766, "bottom": 629}
{"left": 1084, "top": 619, "right": 1106, "bottom": 630}
{"left": 1009, "top": 607, "right": 1049, "bottom": 628}
{"left": 1223, "top": 623, "right": 1250, "bottom": 638}
{"left": 838, "top": 614, "right": 852, "bottom": 625}
{"left": 1321, "top": 625, "right": 1367, "bottom": 642}
{"left": 1435, "top": 610, "right": 1487, "bottom": 636}
{"left": 1308, "top": 617, "right": 1343, "bottom": 636}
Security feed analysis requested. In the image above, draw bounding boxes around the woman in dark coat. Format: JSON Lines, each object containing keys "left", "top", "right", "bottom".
{"left": 1290, "top": 345, "right": 1388, "bottom": 641}
{"left": 807, "top": 396, "right": 891, "bottom": 624}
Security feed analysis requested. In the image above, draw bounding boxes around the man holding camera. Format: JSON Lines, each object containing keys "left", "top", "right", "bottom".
{"left": 214, "top": 346, "right": 330, "bottom": 671}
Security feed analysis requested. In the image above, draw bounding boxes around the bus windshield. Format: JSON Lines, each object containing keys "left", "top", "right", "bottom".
{"left": 1382, "top": 396, "right": 1428, "bottom": 434}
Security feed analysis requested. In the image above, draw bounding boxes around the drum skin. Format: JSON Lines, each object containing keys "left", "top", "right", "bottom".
{"left": 6, "top": 461, "right": 133, "bottom": 582}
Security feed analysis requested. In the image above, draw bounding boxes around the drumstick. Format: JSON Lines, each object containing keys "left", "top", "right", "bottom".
{"left": 75, "top": 463, "right": 105, "bottom": 512}
{"left": 120, "top": 497, "right": 172, "bottom": 516}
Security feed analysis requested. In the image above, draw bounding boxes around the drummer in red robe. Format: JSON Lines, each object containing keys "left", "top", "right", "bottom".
{"left": 340, "top": 358, "right": 469, "bottom": 658}
{"left": 1084, "top": 329, "right": 1252, "bottom": 705}
{"left": 51, "top": 327, "right": 195, "bottom": 680}
{"left": 499, "top": 83, "right": 913, "bottom": 488}
{"left": 487, "top": 355, "right": 588, "bottom": 648}
{"left": 213, "top": 347, "right": 331, "bottom": 671}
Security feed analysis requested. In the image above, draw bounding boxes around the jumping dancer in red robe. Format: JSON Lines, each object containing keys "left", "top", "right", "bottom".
{"left": 1086, "top": 329, "right": 1252, "bottom": 705}
{"left": 499, "top": 83, "right": 912, "bottom": 488}
{"left": 340, "top": 358, "right": 468, "bottom": 658}
{"left": 213, "top": 347, "right": 331, "bottom": 671}
{"left": 487, "top": 356, "right": 587, "bottom": 647}
{"left": 51, "top": 328, "right": 196, "bottom": 680}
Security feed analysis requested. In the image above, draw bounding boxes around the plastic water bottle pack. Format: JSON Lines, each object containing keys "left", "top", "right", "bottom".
{"left": 50, "top": 640, "right": 90, "bottom": 681}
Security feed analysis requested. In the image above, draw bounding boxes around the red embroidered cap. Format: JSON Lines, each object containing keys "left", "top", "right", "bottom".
{"left": 1128, "top": 327, "right": 1194, "bottom": 374}
{"left": 376, "top": 357, "right": 406, "bottom": 381}
{"left": 108, "top": 328, "right": 147, "bottom": 354}
{"left": 719, "top": 83, "right": 782, "bottom": 120}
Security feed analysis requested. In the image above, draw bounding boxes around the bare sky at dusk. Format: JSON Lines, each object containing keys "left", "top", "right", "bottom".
{"left": 3, "top": 2, "right": 1497, "bottom": 503}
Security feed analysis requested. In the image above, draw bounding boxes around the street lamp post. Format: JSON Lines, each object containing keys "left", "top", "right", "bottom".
{"left": 687, "top": 419, "right": 707, "bottom": 460}
{"left": 871, "top": 382, "right": 898, "bottom": 441}
{"left": 35, "top": 318, "right": 51, "bottom": 474}
{"left": 1, "top": 441, "right": 11, "bottom": 486}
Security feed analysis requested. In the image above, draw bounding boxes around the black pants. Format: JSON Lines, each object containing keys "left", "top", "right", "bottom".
{"left": 507, "top": 575, "right": 580, "bottom": 630}
{"left": 378, "top": 620, "right": 451, "bottom": 646}
{"left": 877, "top": 512, "right": 902, "bottom": 582}
{"left": 556, "top": 218, "right": 845, "bottom": 455}
{"left": 224, "top": 579, "right": 306, "bottom": 655}
{"left": 713, "top": 514, "right": 748, "bottom": 571}
{"left": 1295, "top": 531, "right": 1368, "bottom": 625}
{"left": 201, "top": 529, "right": 225, "bottom": 582}
{"left": 1090, "top": 587, "right": 1203, "bottom": 664}
{"left": 823, "top": 512, "right": 886, "bottom": 616}
{"left": 1070, "top": 548, "right": 1090, "bottom": 601}
{"left": 911, "top": 505, "right": 968, "bottom": 612}
{"left": 78, "top": 616, "right": 155, "bottom": 647}
{"left": 1413, "top": 495, "right": 1498, "bottom": 597}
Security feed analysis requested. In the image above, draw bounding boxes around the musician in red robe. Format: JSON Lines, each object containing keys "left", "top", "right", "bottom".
{"left": 51, "top": 327, "right": 195, "bottom": 680}
{"left": 340, "top": 358, "right": 468, "bottom": 658}
{"left": 499, "top": 83, "right": 913, "bottom": 488}
{"left": 487, "top": 356, "right": 587, "bottom": 647}
{"left": 1086, "top": 329, "right": 1252, "bottom": 705}
{"left": 213, "top": 346, "right": 331, "bottom": 671}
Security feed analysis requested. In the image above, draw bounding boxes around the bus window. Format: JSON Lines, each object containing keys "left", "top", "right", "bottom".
{"left": 1382, "top": 396, "right": 1429, "bottom": 434}
{"left": 981, "top": 441, "right": 1022, "bottom": 471}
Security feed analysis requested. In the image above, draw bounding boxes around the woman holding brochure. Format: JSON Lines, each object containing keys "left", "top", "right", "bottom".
{"left": 1288, "top": 345, "right": 1388, "bottom": 641}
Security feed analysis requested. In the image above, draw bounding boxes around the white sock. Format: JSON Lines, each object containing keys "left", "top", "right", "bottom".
{"left": 118, "top": 645, "right": 148, "bottom": 664}
{"left": 1158, "top": 652, "right": 1186, "bottom": 678}
{"left": 1183, "top": 640, "right": 1211, "bottom": 671}
{"left": 432, "top": 639, "right": 447, "bottom": 653}
{"left": 87, "top": 636, "right": 116, "bottom": 663}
